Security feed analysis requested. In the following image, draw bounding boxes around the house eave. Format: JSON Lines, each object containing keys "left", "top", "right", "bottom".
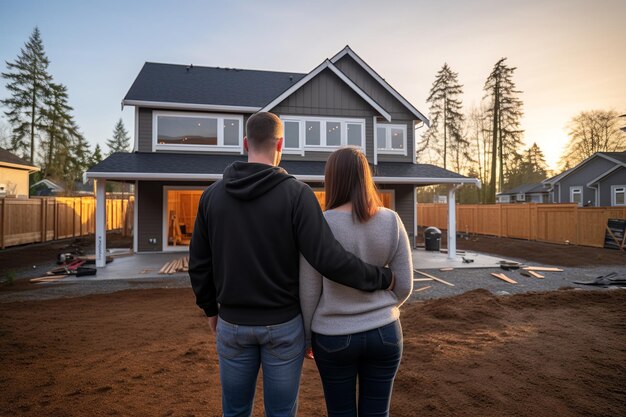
{"left": 122, "top": 99, "right": 260, "bottom": 113}
{"left": 0, "top": 161, "right": 40, "bottom": 172}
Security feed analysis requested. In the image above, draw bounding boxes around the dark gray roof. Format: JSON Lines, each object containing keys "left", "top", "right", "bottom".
{"left": 498, "top": 182, "right": 547, "bottom": 196}
{"left": 124, "top": 63, "right": 306, "bottom": 107}
{"left": 87, "top": 152, "right": 471, "bottom": 182}
{"left": 0, "top": 147, "right": 36, "bottom": 168}
{"left": 600, "top": 151, "right": 626, "bottom": 165}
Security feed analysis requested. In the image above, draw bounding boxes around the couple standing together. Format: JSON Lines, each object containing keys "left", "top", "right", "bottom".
{"left": 189, "top": 112, "right": 413, "bottom": 417}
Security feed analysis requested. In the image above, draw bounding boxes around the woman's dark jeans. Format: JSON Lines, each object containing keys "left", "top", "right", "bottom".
{"left": 312, "top": 320, "right": 403, "bottom": 417}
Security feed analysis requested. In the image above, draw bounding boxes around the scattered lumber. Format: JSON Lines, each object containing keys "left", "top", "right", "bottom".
{"left": 527, "top": 270, "right": 544, "bottom": 279}
{"left": 439, "top": 249, "right": 466, "bottom": 255}
{"left": 414, "top": 270, "right": 455, "bottom": 287}
{"left": 159, "top": 256, "right": 190, "bottom": 275}
{"left": 490, "top": 272, "right": 518, "bottom": 284}
{"left": 413, "top": 278, "right": 434, "bottom": 282}
{"left": 439, "top": 267, "right": 454, "bottom": 272}
{"left": 522, "top": 267, "right": 563, "bottom": 272}
{"left": 413, "top": 286, "right": 431, "bottom": 293}
{"left": 30, "top": 275, "right": 67, "bottom": 283}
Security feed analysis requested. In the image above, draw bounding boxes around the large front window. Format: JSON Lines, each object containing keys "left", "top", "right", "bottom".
{"left": 281, "top": 116, "right": 365, "bottom": 154}
{"left": 154, "top": 111, "right": 243, "bottom": 151}
{"left": 376, "top": 123, "right": 407, "bottom": 155}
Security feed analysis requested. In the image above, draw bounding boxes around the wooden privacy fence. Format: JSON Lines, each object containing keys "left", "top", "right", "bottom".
{"left": 0, "top": 196, "right": 133, "bottom": 249}
{"left": 417, "top": 203, "right": 626, "bottom": 248}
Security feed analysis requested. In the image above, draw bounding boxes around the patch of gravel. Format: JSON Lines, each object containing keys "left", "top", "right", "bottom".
{"left": 2, "top": 259, "right": 625, "bottom": 304}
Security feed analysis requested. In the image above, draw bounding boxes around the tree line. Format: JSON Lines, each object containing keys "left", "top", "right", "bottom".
{"left": 418, "top": 60, "right": 625, "bottom": 204}
{"left": 0, "top": 28, "right": 131, "bottom": 192}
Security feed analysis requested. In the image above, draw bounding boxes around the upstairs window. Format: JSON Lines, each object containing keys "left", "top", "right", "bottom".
{"left": 376, "top": 123, "right": 407, "bottom": 155}
{"left": 154, "top": 111, "right": 243, "bottom": 152}
{"left": 281, "top": 116, "right": 365, "bottom": 154}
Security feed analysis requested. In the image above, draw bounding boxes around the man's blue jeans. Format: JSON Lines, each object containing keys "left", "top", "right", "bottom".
{"left": 216, "top": 314, "right": 306, "bottom": 417}
{"left": 312, "top": 320, "right": 403, "bottom": 417}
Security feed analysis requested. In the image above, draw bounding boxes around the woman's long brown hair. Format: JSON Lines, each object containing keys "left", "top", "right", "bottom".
{"left": 324, "top": 147, "right": 382, "bottom": 223}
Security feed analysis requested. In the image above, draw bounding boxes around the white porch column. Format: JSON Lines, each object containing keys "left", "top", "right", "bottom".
{"left": 95, "top": 179, "right": 107, "bottom": 267}
{"left": 447, "top": 184, "right": 462, "bottom": 260}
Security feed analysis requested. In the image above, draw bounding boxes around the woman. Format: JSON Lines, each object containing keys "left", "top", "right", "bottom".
{"left": 299, "top": 147, "right": 413, "bottom": 417}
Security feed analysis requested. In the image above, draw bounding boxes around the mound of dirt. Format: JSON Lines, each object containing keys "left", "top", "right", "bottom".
{"left": 1, "top": 288, "right": 624, "bottom": 416}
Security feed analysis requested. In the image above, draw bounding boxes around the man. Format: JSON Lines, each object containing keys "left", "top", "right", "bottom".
{"left": 189, "top": 112, "right": 394, "bottom": 417}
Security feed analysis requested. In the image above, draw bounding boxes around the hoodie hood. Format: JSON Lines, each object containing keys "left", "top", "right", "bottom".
{"left": 224, "top": 161, "right": 293, "bottom": 201}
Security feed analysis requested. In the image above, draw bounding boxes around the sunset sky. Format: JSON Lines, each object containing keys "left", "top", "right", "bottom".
{"left": 1, "top": 0, "right": 624, "bottom": 170}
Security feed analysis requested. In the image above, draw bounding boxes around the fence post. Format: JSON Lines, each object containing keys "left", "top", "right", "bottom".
{"left": 0, "top": 198, "right": 5, "bottom": 249}
{"left": 498, "top": 204, "right": 503, "bottom": 237}
{"left": 40, "top": 198, "right": 45, "bottom": 243}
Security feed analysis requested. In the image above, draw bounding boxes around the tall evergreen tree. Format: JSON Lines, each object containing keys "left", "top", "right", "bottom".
{"left": 38, "top": 82, "right": 81, "bottom": 178}
{"left": 106, "top": 118, "right": 131, "bottom": 155}
{"left": 1, "top": 27, "right": 52, "bottom": 163}
{"left": 90, "top": 144, "right": 103, "bottom": 167}
{"left": 483, "top": 58, "right": 524, "bottom": 202}
{"left": 422, "top": 63, "right": 465, "bottom": 170}
{"left": 504, "top": 143, "right": 548, "bottom": 189}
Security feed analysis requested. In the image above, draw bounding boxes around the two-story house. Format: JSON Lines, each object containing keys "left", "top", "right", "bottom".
{"left": 86, "top": 46, "right": 479, "bottom": 266}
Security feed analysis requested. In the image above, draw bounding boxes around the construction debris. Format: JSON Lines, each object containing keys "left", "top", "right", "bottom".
{"left": 439, "top": 267, "right": 454, "bottom": 272}
{"left": 522, "top": 266, "right": 563, "bottom": 272}
{"left": 527, "top": 270, "right": 545, "bottom": 279}
{"left": 490, "top": 272, "right": 518, "bottom": 284}
{"left": 574, "top": 272, "right": 626, "bottom": 287}
{"left": 414, "top": 270, "right": 455, "bottom": 287}
{"left": 159, "top": 257, "right": 189, "bottom": 275}
{"left": 413, "top": 278, "right": 434, "bottom": 282}
{"left": 413, "top": 285, "right": 431, "bottom": 293}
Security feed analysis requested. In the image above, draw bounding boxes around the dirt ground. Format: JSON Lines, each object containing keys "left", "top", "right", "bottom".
{"left": 1, "top": 288, "right": 624, "bottom": 417}
{"left": 415, "top": 228, "right": 626, "bottom": 267}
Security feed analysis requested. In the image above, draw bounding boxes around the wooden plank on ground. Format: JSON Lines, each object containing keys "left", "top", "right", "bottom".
{"left": 413, "top": 278, "right": 434, "bottom": 282}
{"left": 522, "top": 267, "right": 563, "bottom": 272}
{"left": 413, "top": 286, "right": 431, "bottom": 293}
{"left": 414, "top": 270, "right": 455, "bottom": 287}
{"left": 439, "top": 267, "right": 454, "bottom": 272}
{"left": 527, "top": 270, "right": 544, "bottom": 279}
{"left": 159, "top": 261, "right": 171, "bottom": 274}
{"left": 490, "top": 272, "right": 517, "bottom": 284}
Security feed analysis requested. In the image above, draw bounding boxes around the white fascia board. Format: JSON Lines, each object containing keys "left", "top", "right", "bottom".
{"left": 87, "top": 170, "right": 479, "bottom": 187}
{"left": 123, "top": 100, "right": 260, "bottom": 113}
{"left": 586, "top": 165, "right": 624, "bottom": 187}
{"left": 548, "top": 153, "right": 625, "bottom": 185}
{"left": 330, "top": 46, "right": 430, "bottom": 126}
{"left": 597, "top": 152, "right": 626, "bottom": 167}
{"left": 260, "top": 60, "right": 391, "bottom": 121}
{"left": 0, "top": 161, "right": 40, "bottom": 172}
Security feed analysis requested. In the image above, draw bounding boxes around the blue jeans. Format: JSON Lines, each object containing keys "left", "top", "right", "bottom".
{"left": 312, "top": 320, "right": 403, "bottom": 417}
{"left": 216, "top": 314, "right": 306, "bottom": 417}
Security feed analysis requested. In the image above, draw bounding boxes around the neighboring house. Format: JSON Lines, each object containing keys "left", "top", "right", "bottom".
{"left": 30, "top": 179, "right": 65, "bottom": 196}
{"left": 542, "top": 152, "right": 626, "bottom": 206}
{"left": 86, "top": 46, "right": 479, "bottom": 263}
{"left": 496, "top": 183, "right": 549, "bottom": 204}
{"left": 0, "top": 147, "right": 39, "bottom": 198}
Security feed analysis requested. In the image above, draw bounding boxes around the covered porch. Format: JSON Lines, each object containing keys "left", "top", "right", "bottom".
{"left": 86, "top": 153, "right": 480, "bottom": 267}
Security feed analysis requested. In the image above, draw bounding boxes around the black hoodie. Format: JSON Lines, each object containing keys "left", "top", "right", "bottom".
{"left": 189, "top": 161, "right": 393, "bottom": 326}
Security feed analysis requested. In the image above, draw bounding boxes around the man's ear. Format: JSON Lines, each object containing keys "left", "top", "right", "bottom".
{"left": 276, "top": 137, "right": 283, "bottom": 153}
{"left": 244, "top": 137, "right": 249, "bottom": 153}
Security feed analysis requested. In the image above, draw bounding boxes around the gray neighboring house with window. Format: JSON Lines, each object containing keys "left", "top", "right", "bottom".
{"left": 86, "top": 46, "right": 479, "bottom": 262}
{"left": 542, "top": 152, "right": 626, "bottom": 206}
{"left": 496, "top": 183, "right": 549, "bottom": 204}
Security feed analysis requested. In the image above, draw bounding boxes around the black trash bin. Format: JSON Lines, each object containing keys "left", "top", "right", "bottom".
{"left": 424, "top": 227, "right": 441, "bottom": 252}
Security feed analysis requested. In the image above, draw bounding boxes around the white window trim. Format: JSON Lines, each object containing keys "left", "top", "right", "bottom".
{"left": 376, "top": 123, "right": 408, "bottom": 156}
{"left": 152, "top": 110, "right": 244, "bottom": 153}
{"left": 570, "top": 186, "right": 583, "bottom": 206}
{"left": 280, "top": 115, "right": 366, "bottom": 154}
{"left": 611, "top": 185, "right": 626, "bottom": 206}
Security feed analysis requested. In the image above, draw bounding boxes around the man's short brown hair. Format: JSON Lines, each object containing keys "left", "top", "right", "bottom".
{"left": 246, "top": 112, "right": 283, "bottom": 151}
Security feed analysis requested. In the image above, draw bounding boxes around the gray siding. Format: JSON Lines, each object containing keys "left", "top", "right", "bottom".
{"left": 378, "top": 184, "right": 415, "bottom": 245}
{"left": 137, "top": 180, "right": 212, "bottom": 252}
{"left": 557, "top": 156, "right": 616, "bottom": 205}
{"left": 137, "top": 108, "right": 153, "bottom": 152}
{"left": 272, "top": 68, "right": 380, "bottom": 163}
{"left": 334, "top": 55, "right": 416, "bottom": 163}
{"left": 598, "top": 166, "right": 626, "bottom": 206}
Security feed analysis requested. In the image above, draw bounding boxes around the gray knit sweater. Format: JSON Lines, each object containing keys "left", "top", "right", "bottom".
{"left": 299, "top": 207, "right": 413, "bottom": 346}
